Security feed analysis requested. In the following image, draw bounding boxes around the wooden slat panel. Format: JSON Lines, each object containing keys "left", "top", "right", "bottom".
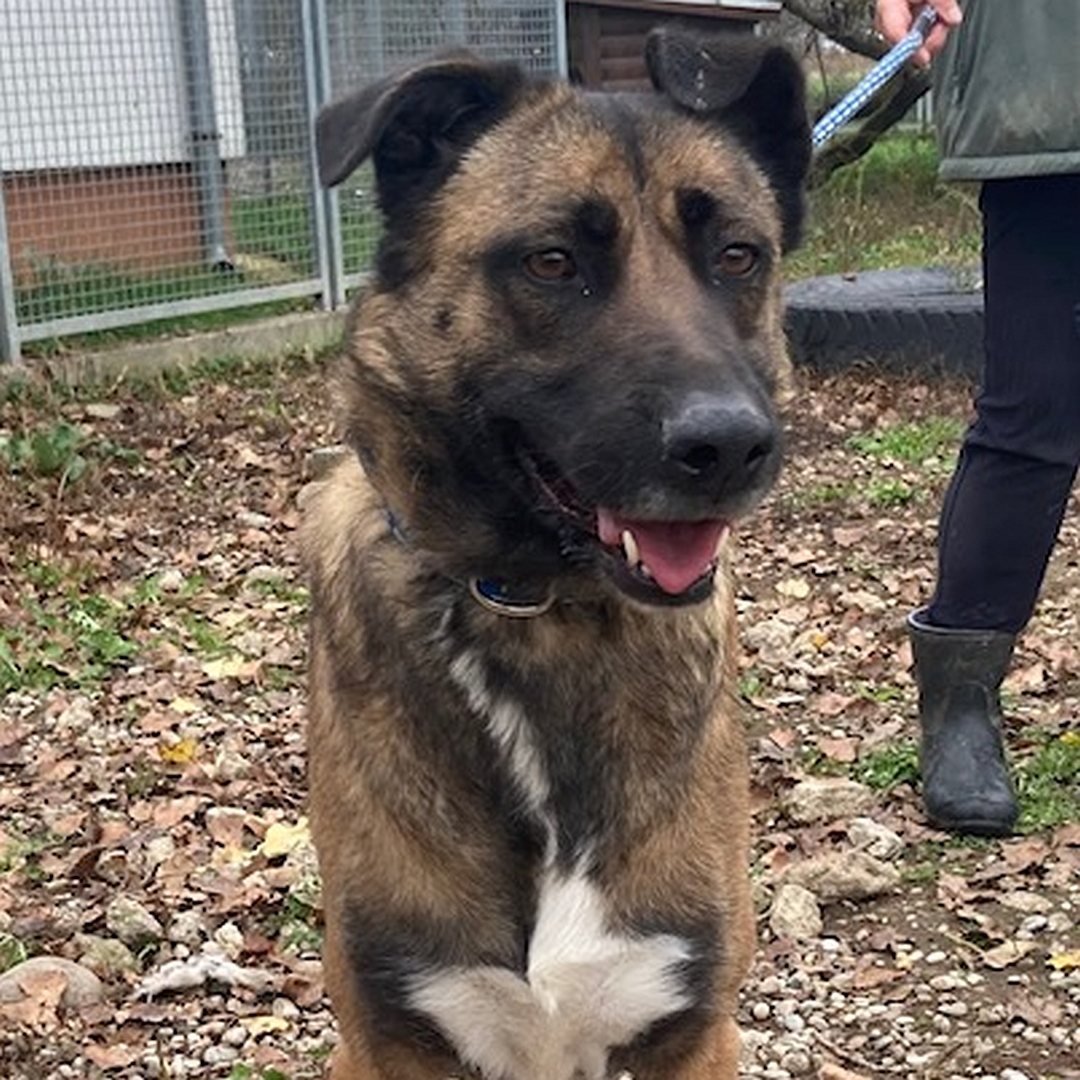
{"left": 567, "top": 2, "right": 760, "bottom": 90}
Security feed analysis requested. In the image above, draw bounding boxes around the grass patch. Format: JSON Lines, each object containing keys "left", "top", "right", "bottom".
{"left": 800, "top": 732, "right": 924, "bottom": 793}
{"left": 802, "top": 481, "right": 854, "bottom": 507}
{"left": 1016, "top": 730, "right": 1080, "bottom": 832}
{"left": 798, "top": 746, "right": 849, "bottom": 778}
{"left": 0, "top": 560, "right": 287, "bottom": 695}
{"left": 0, "top": 420, "right": 140, "bottom": 488}
{"left": 856, "top": 682, "right": 903, "bottom": 705}
{"left": 265, "top": 893, "right": 323, "bottom": 956}
{"left": 0, "top": 563, "right": 172, "bottom": 694}
{"left": 787, "top": 132, "right": 981, "bottom": 280}
{"left": 228, "top": 1067, "right": 294, "bottom": 1080}
{"left": 847, "top": 416, "right": 965, "bottom": 465}
{"left": 854, "top": 738, "right": 920, "bottom": 791}
{"left": 173, "top": 613, "right": 233, "bottom": 660}
{"left": 900, "top": 835, "right": 996, "bottom": 884}
{"left": 863, "top": 477, "right": 916, "bottom": 508}
{"left": 1, "top": 588, "right": 145, "bottom": 693}
{"left": 739, "top": 670, "right": 765, "bottom": 702}
{"left": 19, "top": 296, "right": 318, "bottom": 360}
{"left": 0, "top": 828, "right": 59, "bottom": 882}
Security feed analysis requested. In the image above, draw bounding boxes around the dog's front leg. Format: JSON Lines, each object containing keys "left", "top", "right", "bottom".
{"left": 328, "top": 1043, "right": 454, "bottom": 1080}
{"left": 322, "top": 920, "right": 458, "bottom": 1080}
{"left": 626, "top": 1013, "right": 742, "bottom": 1080}
{"left": 676, "top": 1014, "right": 742, "bottom": 1080}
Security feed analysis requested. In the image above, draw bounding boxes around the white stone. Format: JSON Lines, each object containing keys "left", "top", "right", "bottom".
{"left": 768, "top": 884, "right": 823, "bottom": 942}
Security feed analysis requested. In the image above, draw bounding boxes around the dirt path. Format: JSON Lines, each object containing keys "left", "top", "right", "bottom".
{"left": 1, "top": 355, "right": 1077, "bottom": 1079}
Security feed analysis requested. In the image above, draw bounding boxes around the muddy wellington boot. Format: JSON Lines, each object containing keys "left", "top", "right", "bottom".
{"left": 907, "top": 609, "right": 1019, "bottom": 837}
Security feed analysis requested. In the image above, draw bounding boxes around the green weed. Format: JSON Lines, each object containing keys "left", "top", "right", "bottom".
{"left": 175, "top": 613, "right": 232, "bottom": 658}
{"left": 854, "top": 739, "right": 920, "bottom": 791}
{"left": 247, "top": 577, "right": 309, "bottom": 607}
{"left": 0, "top": 932, "right": 29, "bottom": 972}
{"left": 798, "top": 746, "right": 849, "bottom": 778}
{"left": 1, "top": 421, "right": 88, "bottom": 485}
{"left": 863, "top": 477, "right": 916, "bottom": 508}
{"left": 0, "top": 420, "right": 141, "bottom": 489}
{"left": 267, "top": 894, "right": 323, "bottom": 955}
{"left": 1, "top": 563, "right": 162, "bottom": 693}
{"left": 0, "top": 829, "right": 58, "bottom": 881}
{"left": 856, "top": 682, "right": 903, "bottom": 704}
{"left": 228, "top": 1067, "right": 293, "bottom": 1080}
{"left": 847, "top": 416, "right": 964, "bottom": 465}
{"left": 803, "top": 482, "right": 854, "bottom": 507}
{"left": 1015, "top": 731, "right": 1080, "bottom": 832}
{"left": 739, "top": 670, "right": 765, "bottom": 702}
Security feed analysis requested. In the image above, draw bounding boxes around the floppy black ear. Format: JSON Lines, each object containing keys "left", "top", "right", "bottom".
{"left": 316, "top": 53, "right": 526, "bottom": 223}
{"left": 645, "top": 29, "right": 811, "bottom": 251}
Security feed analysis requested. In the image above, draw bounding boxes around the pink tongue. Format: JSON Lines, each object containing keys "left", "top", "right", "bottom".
{"left": 597, "top": 509, "right": 728, "bottom": 596}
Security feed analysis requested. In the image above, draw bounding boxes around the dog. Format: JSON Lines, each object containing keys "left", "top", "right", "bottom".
{"left": 303, "top": 26, "right": 809, "bottom": 1080}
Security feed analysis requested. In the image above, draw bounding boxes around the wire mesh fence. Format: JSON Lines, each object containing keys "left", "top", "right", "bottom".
{"left": 0, "top": 0, "right": 564, "bottom": 362}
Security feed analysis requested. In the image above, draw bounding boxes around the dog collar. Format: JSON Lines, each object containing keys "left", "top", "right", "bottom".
{"left": 469, "top": 577, "right": 555, "bottom": 619}
{"left": 384, "top": 508, "right": 555, "bottom": 618}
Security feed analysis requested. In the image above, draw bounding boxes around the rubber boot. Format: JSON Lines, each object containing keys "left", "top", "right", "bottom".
{"left": 907, "top": 609, "right": 1019, "bottom": 837}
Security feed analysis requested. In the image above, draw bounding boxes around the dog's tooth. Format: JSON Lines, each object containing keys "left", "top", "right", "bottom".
{"left": 621, "top": 529, "right": 640, "bottom": 569}
{"left": 714, "top": 525, "right": 732, "bottom": 558}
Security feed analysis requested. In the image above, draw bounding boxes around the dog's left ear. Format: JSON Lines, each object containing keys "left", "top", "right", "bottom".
{"left": 316, "top": 53, "right": 525, "bottom": 226}
{"left": 646, "top": 29, "right": 811, "bottom": 251}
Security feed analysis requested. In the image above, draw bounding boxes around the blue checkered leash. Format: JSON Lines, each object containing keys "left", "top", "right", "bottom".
{"left": 811, "top": 6, "right": 939, "bottom": 150}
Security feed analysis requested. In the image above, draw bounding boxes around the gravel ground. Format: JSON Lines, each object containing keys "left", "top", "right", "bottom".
{"left": 1, "top": 353, "right": 1078, "bottom": 1079}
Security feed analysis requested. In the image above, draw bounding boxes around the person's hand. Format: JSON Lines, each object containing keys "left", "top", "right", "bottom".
{"left": 875, "top": 0, "right": 963, "bottom": 66}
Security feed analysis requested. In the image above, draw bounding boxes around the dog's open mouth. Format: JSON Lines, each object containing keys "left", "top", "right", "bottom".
{"left": 520, "top": 446, "right": 729, "bottom": 606}
{"left": 596, "top": 509, "right": 729, "bottom": 599}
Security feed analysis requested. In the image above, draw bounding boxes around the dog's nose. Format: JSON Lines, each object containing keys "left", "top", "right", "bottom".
{"left": 662, "top": 391, "right": 777, "bottom": 495}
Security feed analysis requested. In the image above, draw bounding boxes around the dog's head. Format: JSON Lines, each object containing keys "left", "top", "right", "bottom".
{"left": 317, "top": 29, "right": 810, "bottom": 608}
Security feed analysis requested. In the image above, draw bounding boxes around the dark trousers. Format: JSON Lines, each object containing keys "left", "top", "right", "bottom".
{"left": 927, "top": 174, "right": 1080, "bottom": 634}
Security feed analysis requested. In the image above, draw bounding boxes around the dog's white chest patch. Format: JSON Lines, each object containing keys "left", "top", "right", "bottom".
{"left": 408, "top": 868, "right": 692, "bottom": 1080}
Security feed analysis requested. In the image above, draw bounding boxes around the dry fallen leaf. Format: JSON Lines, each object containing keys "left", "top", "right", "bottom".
{"left": 815, "top": 735, "right": 860, "bottom": 764}
{"left": 85, "top": 1044, "right": 140, "bottom": 1069}
{"left": 776, "top": 576, "right": 812, "bottom": 600}
{"left": 1047, "top": 949, "right": 1080, "bottom": 972}
{"left": 0, "top": 967, "right": 68, "bottom": 1028}
{"left": 158, "top": 736, "right": 200, "bottom": 765}
{"left": 241, "top": 1014, "right": 292, "bottom": 1035}
{"left": 819, "top": 1064, "right": 873, "bottom": 1080}
{"left": 982, "top": 939, "right": 1036, "bottom": 970}
{"left": 260, "top": 817, "right": 312, "bottom": 860}
{"left": 201, "top": 655, "right": 261, "bottom": 682}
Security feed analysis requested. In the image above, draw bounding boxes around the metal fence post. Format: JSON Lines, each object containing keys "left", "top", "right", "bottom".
{"left": 555, "top": 0, "right": 569, "bottom": 78}
{"left": 446, "top": 0, "right": 468, "bottom": 45}
{"left": 178, "top": 0, "right": 232, "bottom": 270}
{"left": 0, "top": 183, "right": 18, "bottom": 364}
{"left": 305, "top": 0, "right": 345, "bottom": 310}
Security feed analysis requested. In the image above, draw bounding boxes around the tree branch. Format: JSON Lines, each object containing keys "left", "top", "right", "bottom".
{"left": 781, "top": 0, "right": 888, "bottom": 60}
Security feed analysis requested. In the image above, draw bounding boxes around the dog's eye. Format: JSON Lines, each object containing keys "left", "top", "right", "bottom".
{"left": 712, "top": 244, "right": 758, "bottom": 279}
{"left": 523, "top": 249, "right": 577, "bottom": 283}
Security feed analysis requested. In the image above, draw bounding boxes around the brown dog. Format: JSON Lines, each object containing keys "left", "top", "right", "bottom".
{"left": 304, "top": 27, "right": 809, "bottom": 1080}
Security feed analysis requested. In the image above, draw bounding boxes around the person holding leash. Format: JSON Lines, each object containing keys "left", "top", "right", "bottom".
{"left": 875, "top": 0, "right": 1080, "bottom": 835}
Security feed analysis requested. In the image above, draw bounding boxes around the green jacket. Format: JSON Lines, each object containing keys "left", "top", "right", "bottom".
{"left": 932, "top": 0, "right": 1080, "bottom": 180}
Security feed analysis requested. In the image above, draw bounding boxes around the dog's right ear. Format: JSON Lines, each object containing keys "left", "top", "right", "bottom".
{"left": 316, "top": 54, "right": 525, "bottom": 220}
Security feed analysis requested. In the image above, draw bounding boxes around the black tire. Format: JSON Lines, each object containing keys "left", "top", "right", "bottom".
{"left": 784, "top": 267, "right": 985, "bottom": 378}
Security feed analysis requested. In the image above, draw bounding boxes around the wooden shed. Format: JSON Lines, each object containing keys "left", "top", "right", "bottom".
{"left": 566, "top": 0, "right": 782, "bottom": 91}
